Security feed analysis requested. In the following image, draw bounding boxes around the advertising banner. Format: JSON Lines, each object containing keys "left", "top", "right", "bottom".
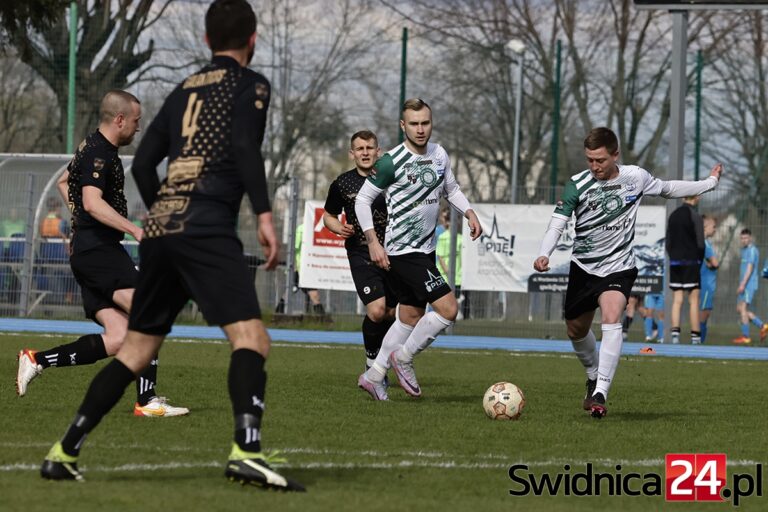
{"left": 461, "top": 204, "right": 665, "bottom": 293}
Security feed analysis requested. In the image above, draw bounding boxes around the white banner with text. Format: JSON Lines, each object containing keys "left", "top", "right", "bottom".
{"left": 461, "top": 204, "right": 665, "bottom": 293}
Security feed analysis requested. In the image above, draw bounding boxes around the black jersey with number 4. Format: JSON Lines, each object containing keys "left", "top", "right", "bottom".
{"left": 132, "top": 55, "right": 271, "bottom": 237}
{"left": 324, "top": 168, "right": 387, "bottom": 250}
{"left": 67, "top": 130, "right": 128, "bottom": 254}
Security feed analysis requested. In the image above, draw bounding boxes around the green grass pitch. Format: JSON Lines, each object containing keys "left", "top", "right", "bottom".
{"left": 2, "top": 332, "right": 766, "bottom": 511}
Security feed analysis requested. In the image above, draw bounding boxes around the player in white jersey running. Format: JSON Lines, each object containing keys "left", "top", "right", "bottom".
{"left": 533, "top": 127, "right": 722, "bottom": 419}
{"left": 354, "top": 98, "right": 482, "bottom": 400}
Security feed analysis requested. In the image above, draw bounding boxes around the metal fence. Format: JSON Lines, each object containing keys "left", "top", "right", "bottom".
{"left": 0, "top": 153, "right": 763, "bottom": 340}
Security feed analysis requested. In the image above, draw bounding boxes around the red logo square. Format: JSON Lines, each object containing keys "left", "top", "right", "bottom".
{"left": 666, "top": 453, "right": 726, "bottom": 502}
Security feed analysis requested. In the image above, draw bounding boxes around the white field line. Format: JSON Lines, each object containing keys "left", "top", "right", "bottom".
{"left": 0, "top": 441, "right": 763, "bottom": 472}
{"left": 2, "top": 457, "right": 764, "bottom": 473}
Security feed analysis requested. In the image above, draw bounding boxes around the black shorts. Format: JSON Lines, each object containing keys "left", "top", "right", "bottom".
{"left": 129, "top": 235, "right": 260, "bottom": 335}
{"left": 388, "top": 251, "right": 453, "bottom": 308}
{"left": 348, "top": 247, "right": 397, "bottom": 307}
{"left": 70, "top": 243, "right": 138, "bottom": 321}
{"left": 564, "top": 262, "right": 638, "bottom": 320}
{"left": 669, "top": 264, "right": 700, "bottom": 290}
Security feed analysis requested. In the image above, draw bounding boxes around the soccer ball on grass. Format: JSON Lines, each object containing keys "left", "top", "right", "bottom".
{"left": 483, "top": 382, "right": 525, "bottom": 420}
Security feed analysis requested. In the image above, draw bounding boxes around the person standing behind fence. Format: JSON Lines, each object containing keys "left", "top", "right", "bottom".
{"left": 643, "top": 292, "right": 664, "bottom": 343}
{"left": 699, "top": 215, "right": 719, "bottom": 343}
{"left": 17, "top": 90, "right": 188, "bottom": 418}
{"left": 275, "top": 223, "right": 325, "bottom": 315}
{"left": 39, "top": 197, "right": 68, "bottom": 238}
{"left": 436, "top": 209, "right": 469, "bottom": 320}
{"left": 732, "top": 228, "right": 767, "bottom": 344}
{"left": 323, "top": 130, "right": 396, "bottom": 375}
{"left": 666, "top": 196, "right": 704, "bottom": 344}
{"left": 40, "top": 0, "right": 304, "bottom": 490}
{"left": 533, "top": 127, "right": 721, "bottom": 419}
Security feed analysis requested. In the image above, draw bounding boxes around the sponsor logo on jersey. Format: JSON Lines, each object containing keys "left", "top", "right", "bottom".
{"left": 626, "top": 195, "right": 637, "bottom": 202}
{"left": 412, "top": 197, "right": 439, "bottom": 208}
{"left": 93, "top": 158, "right": 105, "bottom": 171}
{"left": 625, "top": 182, "right": 637, "bottom": 191}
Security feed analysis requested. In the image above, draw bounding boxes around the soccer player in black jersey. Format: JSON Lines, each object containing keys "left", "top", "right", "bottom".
{"left": 16, "top": 90, "right": 188, "bottom": 417}
{"left": 41, "top": 0, "right": 304, "bottom": 491}
{"left": 323, "top": 130, "right": 396, "bottom": 374}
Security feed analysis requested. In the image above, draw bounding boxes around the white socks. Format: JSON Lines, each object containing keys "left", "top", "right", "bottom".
{"left": 571, "top": 330, "right": 598, "bottom": 381}
{"left": 595, "top": 323, "right": 623, "bottom": 399}
{"left": 398, "top": 311, "right": 453, "bottom": 363}
{"left": 367, "top": 320, "right": 413, "bottom": 383}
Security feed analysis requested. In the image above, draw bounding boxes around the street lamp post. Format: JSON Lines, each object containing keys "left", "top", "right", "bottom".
{"left": 507, "top": 39, "right": 525, "bottom": 204}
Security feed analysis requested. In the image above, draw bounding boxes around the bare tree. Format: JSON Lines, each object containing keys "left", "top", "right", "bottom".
{"left": 9, "top": 0, "right": 173, "bottom": 150}
{"left": 0, "top": 54, "right": 56, "bottom": 151}
{"left": 0, "top": 0, "right": 68, "bottom": 47}
{"left": 379, "top": 0, "right": 730, "bottom": 202}
{"left": 259, "top": 0, "right": 396, "bottom": 189}
{"left": 704, "top": 10, "right": 768, "bottom": 220}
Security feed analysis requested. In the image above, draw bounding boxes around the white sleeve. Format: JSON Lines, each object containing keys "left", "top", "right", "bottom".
{"left": 537, "top": 214, "right": 569, "bottom": 258}
{"left": 354, "top": 180, "right": 383, "bottom": 232}
{"left": 642, "top": 168, "right": 718, "bottom": 198}
{"left": 443, "top": 155, "right": 472, "bottom": 215}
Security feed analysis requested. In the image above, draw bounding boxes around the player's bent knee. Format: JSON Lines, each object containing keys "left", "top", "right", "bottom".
{"left": 224, "top": 319, "right": 271, "bottom": 357}
{"left": 101, "top": 334, "right": 124, "bottom": 356}
{"left": 567, "top": 326, "right": 588, "bottom": 340}
{"left": 433, "top": 295, "right": 458, "bottom": 322}
{"left": 366, "top": 303, "right": 387, "bottom": 322}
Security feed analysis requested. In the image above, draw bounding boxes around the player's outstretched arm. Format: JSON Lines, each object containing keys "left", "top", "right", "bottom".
{"left": 257, "top": 211, "right": 279, "bottom": 270}
{"left": 709, "top": 163, "right": 723, "bottom": 180}
{"left": 656, "top": 162, "right": 723, "bottom": 199}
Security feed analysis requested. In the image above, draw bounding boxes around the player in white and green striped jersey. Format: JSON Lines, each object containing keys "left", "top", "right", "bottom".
{"left": 354, "top": 98, "right": 482, "bottom": 400}
{"left": 533, "top": 127, "right": 723, "bottom": 419}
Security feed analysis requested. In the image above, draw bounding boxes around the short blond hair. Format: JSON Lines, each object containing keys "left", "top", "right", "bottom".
{"left": 401, "top": 98, "right": 431, "bottom": 119}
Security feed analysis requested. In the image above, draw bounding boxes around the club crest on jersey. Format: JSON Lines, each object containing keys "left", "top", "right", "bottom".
{"left": 587, "top": 187, "right": 623, "bottom": 214}
{"left": 424, "top": 269, "right": 446, "bottom": 293}
{"left": 602, "top": 195, "right": 623, "bottom": 214}
{"left": 254, "top": 82, "right": 269, "bottom": 99}
{"left": 93, "top": 158, "right": 105, "bottom": 171}
{"left": 420, "top": 168, "right": 438, "bottom": 187}
{"left": 625, "top": 182, "right": 637, "bottom": 191}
